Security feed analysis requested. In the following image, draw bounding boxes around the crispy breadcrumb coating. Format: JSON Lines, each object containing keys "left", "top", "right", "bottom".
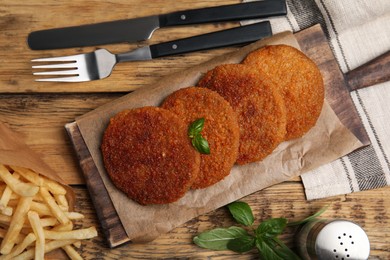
{"left": 198, "top": 64, "right": 287, "bottom": 165}
{"left": 101, "top": 106, "right": 200, "bottom": 205}
{"left": 242, "top": 44, "right": 324, "bottom": 140}
{"left": 162, "top": 87, "right": 240, "bottom": 189}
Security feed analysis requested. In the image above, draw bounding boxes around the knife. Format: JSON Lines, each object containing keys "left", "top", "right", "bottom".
{"left": 32, "top": 22, "right": 273, "bottom": 82}
{"left": 27, "top": 0, "right": 286, "bottom": 50}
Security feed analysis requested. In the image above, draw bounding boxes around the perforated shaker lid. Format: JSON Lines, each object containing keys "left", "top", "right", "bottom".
{"left": 315, "top": 220, "right": 370, "bottom": 260}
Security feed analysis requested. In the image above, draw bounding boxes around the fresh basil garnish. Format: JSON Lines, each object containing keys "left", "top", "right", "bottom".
{"left": 188, "top": 118, "right": 204, "bottom": 138}
{"left": 193, "top": 226, "right": 248, "bottom": 250}
{"left": 227, "top": 235, "right": 256, "bottom": 253}
{"left": 188, "top": 118, "right": 210, "bottom": 155}
{"left": 194, "top": 201, "right": 327, "bottom": 259}
{"left": 256, "top": 218, "right": 287, "bottom": 238}
{"left": 227, "top": 201, "right": 254, "bottom": 227}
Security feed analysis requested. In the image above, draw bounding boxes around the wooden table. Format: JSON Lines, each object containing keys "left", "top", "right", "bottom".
{"left": 1, "top": 1, "right": 389, "bottom": 259}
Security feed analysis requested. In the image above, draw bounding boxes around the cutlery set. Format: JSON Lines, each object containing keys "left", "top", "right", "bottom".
{"left": 29, "top": 0, "right": 287, "bottom": 82}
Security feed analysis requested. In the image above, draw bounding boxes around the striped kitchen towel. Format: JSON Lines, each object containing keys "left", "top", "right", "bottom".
{"left": 242, "top": 0, "right": 390, "bottom": 199}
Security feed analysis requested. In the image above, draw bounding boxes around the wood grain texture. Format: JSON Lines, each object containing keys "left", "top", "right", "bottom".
{"left": 345, "top": 50, "right": 390, "bottom": 91}
{"left": 64, "top": 184, "right": 389, "bottom": 259}
{"left": 0, "top": 93, "right": 122, "bottom": 184}
{"left": 295, "top": 24, "right": 370, "bottom": 146}
{"left": 0, "top": 0, "right": 238, "bottom": 93}
{"left": 0, "top": 0, "right": 389, "bottom": 259}
{"left": 65, "top": 122, "right": 130, "bottom": 247}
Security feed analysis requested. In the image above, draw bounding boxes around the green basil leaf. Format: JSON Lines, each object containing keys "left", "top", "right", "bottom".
{"left": 255, "top": 238, "right": 284, "bottom": 260}
{"left": 227, "top": 201, "right": 254, "bottom": 226}
{"left": 198, "top": 135, "right": 210, "bottom": 154}
{"left": 287, "top": 206, "right": 328, "bottom": 226}
{"left": 272, "top": 237, "right": 302, "bottom": 260}
{"left": 188, "top": 118, "right": 205, "bottom": 138}
{"left": 256, "top": 218, "right": 287, "bottom": 238}
{"left": 191, "top": 135, "right": 210, "bottom": 154}
{"left": 191, "top": 137, "right": 199, "bottom": 152}
{"left": 193, "top": 226, "right": 248, "bottom": 250}
{"left": 227, "top": 235, "right": 255, "bottom": 253}
{"left": 188, "top": 118, "right": 210, "bottom": 154}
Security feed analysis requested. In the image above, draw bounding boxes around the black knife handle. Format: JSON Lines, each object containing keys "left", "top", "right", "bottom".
{"left": 159, "top": 0, "right": 286, "bottom": 27}
{"left": 149, "top": 21, "right": 272, "bottom": 59}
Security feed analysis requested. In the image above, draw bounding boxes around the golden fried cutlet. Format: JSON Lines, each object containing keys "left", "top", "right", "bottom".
{"left": 101, "top": 106, "right": 200, "bottom": 205}
{"left": 198, "top": 64, "right": 287, "bottom": 165}
{"left": 161, "top": 86, "right": 240, "bottom": 189}
{"left": 242, "top": 44, "right": 324, "bottom": 140}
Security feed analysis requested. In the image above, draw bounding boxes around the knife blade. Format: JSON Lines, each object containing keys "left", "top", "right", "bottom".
{"left": 27, "top": 0, "right": 286, "bottom": 50}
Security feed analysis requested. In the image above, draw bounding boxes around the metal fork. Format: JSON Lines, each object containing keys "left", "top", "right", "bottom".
{"left": 31, "top": 22, "right": 271, "bottom": 82}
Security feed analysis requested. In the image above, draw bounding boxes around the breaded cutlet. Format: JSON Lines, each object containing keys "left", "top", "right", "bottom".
{"left": 161, "top": 86, "right": 240, "bottom": 189}
{"left": 242, "top": 44, "right": 324, "bottom": 140}
{"left": 101, "top": 106, "right": 200, "bottom": 205}
{"left": 198, "top": 64, "right": 287, "bottom": 165}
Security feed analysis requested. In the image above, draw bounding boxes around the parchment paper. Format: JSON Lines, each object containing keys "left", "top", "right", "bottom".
{"left": 0, "top": 122, "right": 74, "bottom": 207}
{"left": 75, "top": 31, "right": 363, "bottom": 242}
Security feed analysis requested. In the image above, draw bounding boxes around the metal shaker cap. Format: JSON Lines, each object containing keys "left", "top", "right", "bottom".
{"left": 315, "top": 220, "right": 370, "bottom": 260}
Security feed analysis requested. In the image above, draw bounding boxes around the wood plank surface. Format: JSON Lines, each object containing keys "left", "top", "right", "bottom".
{"left": 0, "top": 0, "right": 238, "bottom": 93}
{"left": 0, "top": 0, "right": 389, "bottom": 259}
{"left": 69, "top": 184, "right": 390, "bottom": 259}
{"left": 0, "top": 93, "right": 122, "bottom": 184}
{"left": 295, "top": 25, "right": 370, "bottom": 145}
{"left": 65, "top": 122, "right": 130, "bottom": 247}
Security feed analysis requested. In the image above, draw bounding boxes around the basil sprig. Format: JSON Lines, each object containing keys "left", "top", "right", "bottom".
{"left": 193, "top": 201, "right": 327, "bottom": 259}
{"left": 188, "top": 118, "right": 210, "bottom": 155}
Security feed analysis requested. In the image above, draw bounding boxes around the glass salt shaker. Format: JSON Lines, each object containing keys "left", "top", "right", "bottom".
{"left": 295, "top": 219, "right": 370, "bottom": 260}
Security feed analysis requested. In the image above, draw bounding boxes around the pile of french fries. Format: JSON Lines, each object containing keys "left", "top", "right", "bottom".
{"left": 0, "top": 164, "right": 97, "bottom": 259}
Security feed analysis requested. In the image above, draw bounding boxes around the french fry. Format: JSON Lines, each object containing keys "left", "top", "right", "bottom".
{"left": 39, "top": 187, "right": 69, "bottom": 225}
{"left": 11, "top": 166, "right": 66, "bottom": 195}
{"left": 42, "top": 176, "right": 67, "bottom": 195}
{"left": 27, "top": 211, "right": 44, "bottom": 260}
{"left": 50, "top": 221, "right": 73, "bottom": 232}
{"left": 0, "top": 227, "right": 24, "bottom": 244}
{"left": 39, "top": 217, "right": 58, "bottom": 228}
{"left": 1, "top": 207, "right": 13, "bottom": 216}
{"left": 30, "top": 201, "right": 54, "bottom": 216}
{"left": 72, "top": 241, "right": 81, "bottom": 248}
{"left": 65, "top": 212, "right": 85, "bottom": 220}
{"left": 13, "top": 239, "right": 77, "bottom": 260}
{"left": 44, "top": 226, "right": 97, "bottom": 240}
{"left": 20, "top": 217, "right": 57, "bottom": 229}
{"left": 9, "top": 166, "right": 44, "bottom": 187}
{"left": 54, "top": 194, "right": 69, "bottom": 211}
{"left": 0, "top": 196, "right": 33, "bottom": 254}
{"left": 30, "top": 201, "right": 67, "bottom": 217}
{"left": 0, "top": 214, "right": 11, "bottom": 225}
{"left": 62, "top": 244, "right": 83, "bottom": 260}
{"left": 0, "top": 165, "right": 97, "bottom": 259}
{"left": 32, "top": 193, "right": 44, "bottom": 201}
{"left": 0, "top": 233, "right": 36, "bottom": 260}
{"left": 0, "top": 173, "right": 19, "bottom": 214}
{"left": 0, "top": 165, "right": 39, "bottom": 197}
{"left": 2, "top": 192, "right": 19, "bottom": 202}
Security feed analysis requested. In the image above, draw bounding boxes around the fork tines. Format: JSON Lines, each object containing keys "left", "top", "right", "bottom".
{"left": 31, "top": 54, "right": 86, "bottom": 82}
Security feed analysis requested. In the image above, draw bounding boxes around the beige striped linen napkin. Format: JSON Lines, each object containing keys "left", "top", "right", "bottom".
{"left": 242, "top": 0, "right": 390, "bottom": 199}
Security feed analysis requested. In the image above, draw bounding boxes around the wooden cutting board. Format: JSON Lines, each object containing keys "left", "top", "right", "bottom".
{"left": 65, "top": 24, "right": 369, "bottom": 248}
